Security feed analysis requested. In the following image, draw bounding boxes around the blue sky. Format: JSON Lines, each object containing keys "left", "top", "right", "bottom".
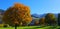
{"left": 0, "top": 0, "right": 60, "bottom": 14}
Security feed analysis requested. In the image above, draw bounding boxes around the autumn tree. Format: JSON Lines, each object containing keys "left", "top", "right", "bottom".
{"left": 2, "top": 3, "right": 32, "bottom": 26}
{"left": 39, "top": 17, "right": 45, "bottom": 26}
{"left": 34, "top": 20, "right": 39, "bottom": 26}
{"left": 45, "top": 13, "right": 57, "bottom": 26}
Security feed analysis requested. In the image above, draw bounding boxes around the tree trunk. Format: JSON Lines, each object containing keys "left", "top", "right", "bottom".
{"left": 15, "top": 24, "right": 17, "bottom": 29}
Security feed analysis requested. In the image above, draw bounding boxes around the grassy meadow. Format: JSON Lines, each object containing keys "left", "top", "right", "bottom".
{"left": 0, "top": 26, "right": 60, "bottom": 29}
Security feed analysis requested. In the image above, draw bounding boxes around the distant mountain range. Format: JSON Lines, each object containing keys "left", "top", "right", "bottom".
{"left": 31, "top": 14, "right": 46, "bottom": 18}
{"left": 31, "top": 13, "right": 58, "bottom": 18}
{"left": 0, "top": 9, "right": 5, "bottom": 24}
{"left": 0, "top": 9, "right": 5, "bottom": 15}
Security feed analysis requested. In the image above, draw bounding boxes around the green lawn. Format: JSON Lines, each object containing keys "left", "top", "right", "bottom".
{"left": 0, "top": 26, "right": 60, "bottom": 29}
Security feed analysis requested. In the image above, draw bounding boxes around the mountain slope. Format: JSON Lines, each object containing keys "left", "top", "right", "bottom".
{"left": 0, "top": 9, "right": 5, "bottom": 24}
{"left": 31, "top": 13, "right": 58, "bottom": 18}
{"left": 0, "top": 9, "right": 5, "bottom": 15}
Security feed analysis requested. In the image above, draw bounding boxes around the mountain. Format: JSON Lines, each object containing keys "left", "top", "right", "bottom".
{"left": 31, "top": 13, "right": 58, "bottom": 18}
{"left": 0, "top": 9, "right": 5, "bottom": 15}
{"left": 31, "top": 14, "right": 40, "bottom": 18}
{"left": 31, "top": 14, "right": 46, "bottom": 18}
{"left": 0, "top": 9, "right": 5, "bottom": 24}
{"left": 54, "top": 14, "right": 58, "bottom": 18}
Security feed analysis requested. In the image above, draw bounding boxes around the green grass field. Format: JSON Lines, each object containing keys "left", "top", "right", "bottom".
{"left": 0, "top": 26, "right": 60, "bottom": 29}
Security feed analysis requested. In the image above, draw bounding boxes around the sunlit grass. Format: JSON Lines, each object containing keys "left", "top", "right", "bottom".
{"left": 0, "top": 26, "right": 60, "bottom": 29}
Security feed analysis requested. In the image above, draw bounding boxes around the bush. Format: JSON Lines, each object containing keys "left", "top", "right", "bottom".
{"left": 3, "top": 24, "right": 8, "bottom": 27}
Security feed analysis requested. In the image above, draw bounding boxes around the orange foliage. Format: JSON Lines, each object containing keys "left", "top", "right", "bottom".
{"left": 39, "top": 17, "right": 45, "bottom": 25}
{"left": 34, "top": 21, "right": 39, "bottom": 25}
{"left": 2, "top": 3, "right": 32, "bottom": 26}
